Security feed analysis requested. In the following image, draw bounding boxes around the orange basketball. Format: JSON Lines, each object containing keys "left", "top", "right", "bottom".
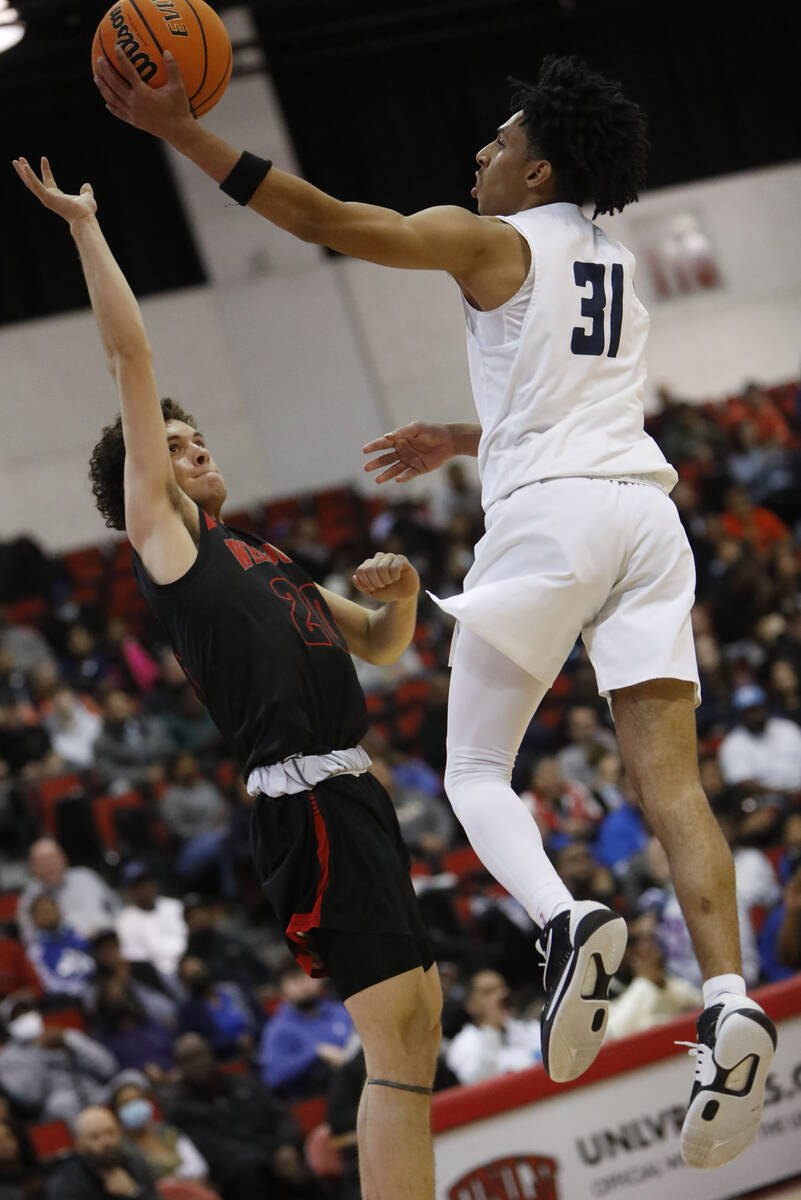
{"left": 92, "top": 0, "right": 232, "bottom": 118}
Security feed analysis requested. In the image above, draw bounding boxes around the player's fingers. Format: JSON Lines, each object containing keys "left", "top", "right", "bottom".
{"left": 94, "top": 63, "right": 130, "bottom": 108}
{"left": 395, "top": 467, "right": 419, "bottom": 483}
{"left": 162, "top": 49, "right": 184, "bottom": 87}
{"left": 375, "top": 462, "right": 412, "bottom": 485}
{"left": 362, "top": 435, "right": 395, "bottom": 453}
{"left": 40, "top": 156, "right": 55, "bottom": 187}
{"left": 363, "top": 451, "right": 399, "bottom": 473}
{"left": 80, "top": 183, "right": 94, "bottom": 196}
{"left": 113, "top": 43, "right": 147, "bottom": 87}
{"left": 104, "top": 102, "right": 133, "bottom": 124}
{"left": 12, "top": 159, "right": 46, "bottom": 198}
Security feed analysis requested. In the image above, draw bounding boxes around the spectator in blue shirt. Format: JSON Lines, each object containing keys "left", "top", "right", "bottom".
{"left": 177, "top": 955, "right": 255, "bottom": 1060}
{"left": 259, "top": 959, "right": 353, "bottom": 1100}
{"left": 25, "top": 895, "right": 95, "bottom": 999}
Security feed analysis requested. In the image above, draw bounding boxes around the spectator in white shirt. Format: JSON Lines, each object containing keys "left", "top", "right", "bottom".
{"left": 17, "top": 838, "right": 121, "bottom": 945}
{"left": 718, "top": 684, "right": 801, "bottom": 792}
{"left": 42, "top": 685, "right": 102, "bottom": 770}
{"left": 115, "top": 862, "right": 187, "bottom": 977}
{"left": 606, "top": 914, "right": 701, "bottom": 1040}
{"left": 446, "top": 969, "right": 541, "bottom": 1086}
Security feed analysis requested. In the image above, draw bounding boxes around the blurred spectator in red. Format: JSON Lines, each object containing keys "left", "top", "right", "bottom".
{"left": 719, "top": 382, "right": 792, "bottom": 448}
{"left": 521, "top": 757, "right": 603, "bottom": 840}
{"left": 17, "top": 840, "right": 121, "bottom": 946}
{"left": 718, "top": 684, "right": 801, "bottom": 792}
{"left": 25, "top": 895, "right": 94, "bottom": 999}
{"left": 606, "top": 914, "right": 701, "bottom": 1040}
{"left": 116, "top": 863, "right": 187, "bottom": 978}
{"left": 721, "top": 486, "right": 790, "bottom": 555}
{"left": 445, "top": 969, "right": 540, "bottom": 1085}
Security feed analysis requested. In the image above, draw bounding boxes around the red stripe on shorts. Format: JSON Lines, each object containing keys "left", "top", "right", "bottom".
{"left": 286, "top": 792, "right": 330, "bottom": 977}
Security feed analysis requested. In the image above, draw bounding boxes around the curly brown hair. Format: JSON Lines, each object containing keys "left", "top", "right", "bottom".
{"left": 88, "top": 398, "right": 198, "bottom": 532}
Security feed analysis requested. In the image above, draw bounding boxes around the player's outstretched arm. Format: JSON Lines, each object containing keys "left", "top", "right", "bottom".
{"left": 363, "top": 422, "right": 481, "bottom": 484}
{"left": 11, "top": 157, "right": 188, "bottom": 560}
{"left": 93, "top": 49, "right": 519, "bottom": 284}
{"left": 318, "top": 554, "right": 419, "bottom": 665}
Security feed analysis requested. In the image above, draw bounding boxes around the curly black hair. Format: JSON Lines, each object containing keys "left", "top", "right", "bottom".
{"left": 88, "top": 397, "right": 198, "bottom": 532}
{"left": 510, "top": 55, "right": 649, "bottom": 217}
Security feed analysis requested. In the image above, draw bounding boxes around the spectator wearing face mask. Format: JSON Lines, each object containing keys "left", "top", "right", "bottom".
{"left": 108, "top": 1070, "right": 212, "bottom": 1188}
{"left": 0, "top": 993, "right": 116, "bottom": 1124}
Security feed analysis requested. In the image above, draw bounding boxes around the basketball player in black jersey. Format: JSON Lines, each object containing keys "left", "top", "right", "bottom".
{"left": 14, "top": 155, "right": 441, "bottom": 1200}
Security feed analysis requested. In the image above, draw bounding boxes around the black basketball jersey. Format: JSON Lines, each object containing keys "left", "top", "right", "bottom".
{"left": 132, "top": 506, "right": 368, "bottom": 776}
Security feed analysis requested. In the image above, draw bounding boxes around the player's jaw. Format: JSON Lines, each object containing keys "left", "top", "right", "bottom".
{"left": 472, "top": 111, "right": 543, "bottom": 216}
{"left": 165, "top": 419, "right": 228, "bottom": 517}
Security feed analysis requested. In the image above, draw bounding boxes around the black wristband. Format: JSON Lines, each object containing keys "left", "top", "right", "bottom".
{"left": 219, "top": 152, "right": 273, "bottom": 206}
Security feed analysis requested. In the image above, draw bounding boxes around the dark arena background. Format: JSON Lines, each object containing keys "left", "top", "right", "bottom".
{"left": 0, "top": 2, "right": 800, "bottom": 1198}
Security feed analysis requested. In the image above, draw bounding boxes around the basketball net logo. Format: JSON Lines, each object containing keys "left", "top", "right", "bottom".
{"left": 108, "top": 6, "right": 158, "bottom": 81}
{"left": 448, "top": 1154, "right": 560, "bottom": 1200}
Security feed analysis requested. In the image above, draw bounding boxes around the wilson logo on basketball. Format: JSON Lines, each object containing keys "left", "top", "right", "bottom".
{"left": 108, "top": 6, "right": 158, "bottom": 81}
{"left": 448, "top": 1153, "right": 560, "bottom": 1200}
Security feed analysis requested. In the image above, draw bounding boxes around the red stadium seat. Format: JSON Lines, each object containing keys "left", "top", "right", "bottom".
{"left": 0, "top": 893, "right": 21, "bottom": 923}
{"left": 44, "top": 1006, "right": 87, "bottom": 1033}
{"left": 28, "top": 1121, "right": 72, "bottom": 1160}
{"left": 442, "top": 847, "right": 485, "bottom": 879}
{"left": 92, "top": 791, "right": 144, "bottom": 853}
{"left": 0, "top": 936, "right": 43, "bottom": 998}
{"left": 291, "top": 1096, "right": 328, "bottom": 1136}
{"left": 157, "top": 1182, "right": 220, "bottom": 1200}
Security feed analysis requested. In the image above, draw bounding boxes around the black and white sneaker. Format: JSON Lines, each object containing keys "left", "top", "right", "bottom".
{"left": 537, "top": 900, "right": 628, "bottom": 1083}
{"left": 679, "top": 997, "right": 777, "bottom": 1169}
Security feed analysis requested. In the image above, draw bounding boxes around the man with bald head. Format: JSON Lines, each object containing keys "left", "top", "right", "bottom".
{"left": 46, "top": 1105, "right": 158, "bottom": 1198}
{"left": 17, "top": 839, "right": 120, "bottom": 945}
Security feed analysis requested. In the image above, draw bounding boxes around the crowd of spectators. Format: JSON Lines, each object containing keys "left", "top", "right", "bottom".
{"left": 0, "top": 378, "right": 800, "bottom": 1195}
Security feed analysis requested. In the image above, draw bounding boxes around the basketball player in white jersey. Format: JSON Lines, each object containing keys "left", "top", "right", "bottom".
{"left": 94, "top": 50, "right": 776, "bottom": 1168}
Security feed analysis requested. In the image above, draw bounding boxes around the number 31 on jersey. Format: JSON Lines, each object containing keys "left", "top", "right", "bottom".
{"left": 571, "top": 261, "right": 623, "bottom": 358}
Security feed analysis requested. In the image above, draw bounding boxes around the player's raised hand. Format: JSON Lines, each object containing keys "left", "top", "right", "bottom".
{"left": 94, "top": 47, "right": 193, "bottom": 137}
{"left": 352, "top": 553, "right": 419, "bottom": 602}
{"left": 363, "top": 421, "right": 457, "bottom": 484}
{"left": 12, "top": 157, "right": 97, "bottom": 226}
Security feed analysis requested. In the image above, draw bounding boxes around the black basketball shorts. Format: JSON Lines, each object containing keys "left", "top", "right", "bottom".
{"left": 250, "top": 769, "right": 434, "bottom": 999}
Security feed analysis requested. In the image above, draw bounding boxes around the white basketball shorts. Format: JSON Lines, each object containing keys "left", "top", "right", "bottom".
{"left": 431, "top": 476, "right": 700, "bottom": 703}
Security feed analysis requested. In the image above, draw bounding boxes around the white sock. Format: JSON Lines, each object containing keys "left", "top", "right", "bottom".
{"left": 702, "top": 973, "right": 747, "bottom": 1009}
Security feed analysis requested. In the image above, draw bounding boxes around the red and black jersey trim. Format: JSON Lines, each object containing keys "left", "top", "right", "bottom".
{"left": 285, "top": 791, "right": 331, "bottom": 977}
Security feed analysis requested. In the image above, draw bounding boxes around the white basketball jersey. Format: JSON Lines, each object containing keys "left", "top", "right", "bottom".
{"left": 461, "top": 202, "right": 677, "bottom": 513}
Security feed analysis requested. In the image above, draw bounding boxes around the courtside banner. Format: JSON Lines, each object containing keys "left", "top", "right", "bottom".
{"left": 432, "top": 976, "right": 801, "bottom": 1200}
